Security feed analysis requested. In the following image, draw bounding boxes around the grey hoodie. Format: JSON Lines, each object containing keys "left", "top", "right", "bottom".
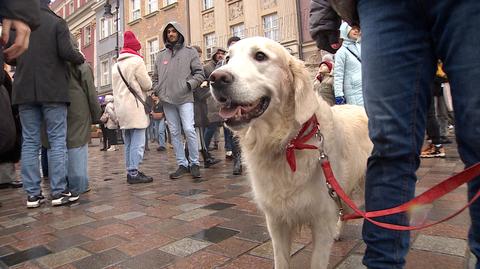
{"left": 152, "top": 21, "right": 205, "bottom": 105}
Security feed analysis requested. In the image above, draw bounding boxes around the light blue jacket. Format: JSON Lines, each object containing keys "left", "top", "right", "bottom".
{"left": 334, "top": 22, "right": 363, "bottom": 106}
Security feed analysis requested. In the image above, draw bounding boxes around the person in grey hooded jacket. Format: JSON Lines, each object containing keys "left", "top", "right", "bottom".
{"left": 152, "top": 21, "right": 205, "bottom": 181}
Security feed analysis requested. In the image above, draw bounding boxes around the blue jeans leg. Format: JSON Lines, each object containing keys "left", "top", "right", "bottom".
{"left": 204, "top": 123, "right": 218, "bottom": 149}
{"left": 358, "top": 1, "right": 436, "bottom": 268}
{"left": 224, "top": 127, "right": 233, "bottom": 151}
{"left": 157, "top": 118, "right": 166, "bottom": 148}
{"left": 67, "top": 144, "right": 88, "bottom": 193}
{"left": 123, "top": 129, "right": 145, "bottom": 172}
{"left": 178, "top": 103, "right": 200, "bottom": 166}
{"left": 163, "top": 103, "right": 188, "bottom": 167}
{"left": 19, "top": 104, "right": 68, "bottom": 197}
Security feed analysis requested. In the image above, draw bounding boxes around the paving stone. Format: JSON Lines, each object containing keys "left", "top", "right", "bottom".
{"left": 0, "top": 245, "right": 15, "bottom": 257}
{"left": 206, "top": 237, "right": 259, "bottom": 258}
{"left": 118, "top": 249, "right": 175, "bottom": 269}
{"left": 37, "top": 247, "right": 91, "bottom": 269}
{"left": 412, "top": 234, "right": 467, "bottom": 257}
{"left": 190, "top": 226, "right": 239, "bottom": 243}
{"left": 133, "top": 190, "right": 157, "bottom": 196}
{"left": 202, "top": 202, "right": 236, "bottom": 211}
{"left": 468, "top": 251, "right": 477, "bottom": 269}
{"left": 80, "top": 236, "right": 127, "bottom": 253}
{"left": 219, "top": 254, "right": 273, "bottom": 269}
{"left": 166, "top": 250, "right": 230, "bottom": 269}
{"left": 173, "top": 209, "right": 216, "bottom": 221}
{"left": 0, "top": 217, "right": 36, "bottom": 229}
{"left": 159, "top": 238, "right": 212, "bottom": 257}
{"left": 85, "top": 205, "right": 114, "bottom": 213}
{"left": 46, "top": 234, "right": 92, "bottom": 252}
{"left": 175, "top": 189, "right": 207, "bottom": 196}
{"left": 117, "top": 233, "right": 172, "bottom": 256}
{"left": 73, "top": 249, "right": 128, "bottom": 269}
{"left": 113, "top": 211, "right": 147, "bottom": 221}
{"left": 187, "top": 194, "right": 212, "bottom": 200}
{"left": 235, "top": 225, "right": 270, "bottom": 243}
{"left": 176, "top": 203, "right": 205, "bottom": 212}
{"left": 49, "top": 216, "right": 95, "bottom": 230}
{"left": 335, "top": 254, "right": 367, "bottom": 269}
{"left": 405, "top": 249, "right": 465, "bottom": 269}
{"left": 0, "top": 246, "right": 51, "bottom": 267}
{"left": 249, "top": 241, "right": 305, "bottom": 260}
{"left": 11, "top": 234, "right": 57, "bottom": 251}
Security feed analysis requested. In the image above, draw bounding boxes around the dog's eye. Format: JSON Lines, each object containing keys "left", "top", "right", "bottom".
{"left": 254, "top": 52, "right": 267, "bottom": 62}
{"left": 225, "top": 56, "right": 230, "bottom": 64}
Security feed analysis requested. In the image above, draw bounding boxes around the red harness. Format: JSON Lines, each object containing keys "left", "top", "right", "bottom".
{"left": 286, "top": 115, "right": 480, "bottom": 231}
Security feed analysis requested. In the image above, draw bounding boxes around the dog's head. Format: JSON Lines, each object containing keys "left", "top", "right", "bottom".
{"left": 209, "top": 37, "right": 318, "bottom": 131}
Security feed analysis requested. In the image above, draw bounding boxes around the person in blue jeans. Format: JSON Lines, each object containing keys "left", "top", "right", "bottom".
{"left": 151, "top": 94, "right": 167, "bottom": 151}
{"left": 310, "top": 0, "right": 480, "bottom": 268}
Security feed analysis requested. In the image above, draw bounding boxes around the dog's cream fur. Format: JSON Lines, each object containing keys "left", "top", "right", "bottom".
{"left": 211, "top": 37, "right": 372, "bottom": 269}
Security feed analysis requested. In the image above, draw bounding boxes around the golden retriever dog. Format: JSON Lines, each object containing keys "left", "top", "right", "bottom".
{"left": 209, "top": 37, "right": 372, "bottom": 269}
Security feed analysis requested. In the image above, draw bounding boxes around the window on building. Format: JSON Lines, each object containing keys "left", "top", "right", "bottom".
{"left": 203, "top": 0, "right": 213, "bottom": 10}
{"left": 77, "top": 0, "right": 81, "bottom": 8}
{"left": 164, "top": 0, "right": 177, "bottom": 6}
{"left": 204, "top": 33, "right": 216, "bottom": 59}
{"left": 100, "top": 17, "right": 110, "bottom": 39}
{"left": 230, "top": 23, "right": 245, "bottom": 39}
{"left": 131, "top": 0, "right": 141, "bottom": 20}
{"left": 110, "top": 14, "right": 117, "bottom": 35}
{"left": 263, "top": 13, "right": 279, "bottom": 41}
{"left": 147, "top": 0, "right": 158, "bottom": 13}
{"left": 68, "top": 1, "right": 74, "bottom": 15}
{"left": 146, "top": 38, "right": 159, "bottom": 72}
{"left": 100, "top": 60, "right": 110, "bottom": 86}
{"left": 84, "top": 25, "right": 91, "bottom": 46}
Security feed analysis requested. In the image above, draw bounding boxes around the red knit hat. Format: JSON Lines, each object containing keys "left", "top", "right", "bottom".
{"left": 319, "top": 61, "right": 333, "bottom": 72}
{"left": 123, "top": 31, "right": 141, "bottom": 51}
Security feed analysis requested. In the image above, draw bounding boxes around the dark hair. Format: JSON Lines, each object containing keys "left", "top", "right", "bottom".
{"left": 227, "top": 36, "right": 241, "bottom": 47}
{"left": 192, "top": 45, "right": 202, "bottom": 54}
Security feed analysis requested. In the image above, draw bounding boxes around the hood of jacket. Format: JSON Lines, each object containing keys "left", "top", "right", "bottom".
{"left": 340, "top": 22, "right": 356, "bottom": 44}
{"left": 162, "top": 22, "right": 186, "bottom": 48}
{"left": 210, "top": 47, "right": 226, "bottom": 62}
{"left": 105, "top": 95, "right": 114, "bottom": 103}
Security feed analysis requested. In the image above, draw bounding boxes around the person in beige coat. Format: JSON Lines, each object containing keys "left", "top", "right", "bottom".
{"left": 111, "top": 31, "right": 153, "bottom": 184}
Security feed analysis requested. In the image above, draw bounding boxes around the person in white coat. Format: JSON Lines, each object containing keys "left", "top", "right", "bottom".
{"left": 111, "top": 31, "right": 153, "bottom": 184}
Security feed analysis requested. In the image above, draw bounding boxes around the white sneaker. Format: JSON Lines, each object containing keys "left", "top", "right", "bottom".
{"left": 107, "top": 146, "right": 117, "bottom": 152}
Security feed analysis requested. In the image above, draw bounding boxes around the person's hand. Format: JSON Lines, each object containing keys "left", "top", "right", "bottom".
{"left": 335, "top": 96, "right": 346, "bottom": 105}
{"left": 200, "top": 81, "right": 209, "bottom": 88}
{"left": 314, "top": 30, "right": 342, "bottom": 54}
{"left": 1, "top": 19, "right": 32, "bottom": 61}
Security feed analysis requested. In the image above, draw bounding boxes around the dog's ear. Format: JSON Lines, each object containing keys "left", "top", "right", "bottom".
{"left": 290, "top": 57, "right": 319, "bottom": 124}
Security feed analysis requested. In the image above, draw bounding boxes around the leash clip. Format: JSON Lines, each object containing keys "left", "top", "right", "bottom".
{"left": 326, "top": 182, "right": 344, "bottom": 217}
{"left": 316, "top": 130, "right": 328, "bottom": 161}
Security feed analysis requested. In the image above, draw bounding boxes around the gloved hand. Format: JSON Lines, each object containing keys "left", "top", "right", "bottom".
{"left": 335, "top": 96, "right": 346, "bottom": 105}
{"left": 309, "top": 0, "right": 342, "bottom": 54}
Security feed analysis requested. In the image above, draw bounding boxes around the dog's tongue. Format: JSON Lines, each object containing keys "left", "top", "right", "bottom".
{"left": 219, "top": 106, "right": 241, "bottom": 119}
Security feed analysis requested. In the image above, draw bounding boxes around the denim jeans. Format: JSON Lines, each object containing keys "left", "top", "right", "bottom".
{"left": 67, "top": 144, "right": 88, "bottom": 194}
{"left": 204, "top": 122, "right": 220, "bottom": 150}
{"left": 153, "top": 118, "right": 166, "bottom": 147}
{"left": 163, "top": 102, "right": 199, "bottom": 166}
{"left": 122, "top": 128, "right": 146, "bottom": 172}
{"left": 358, "top": 1, "right": 480, "bottom": 268}
{"left": 224, "top": 127, "right": 234, "bottom": 152}
{"left": 19, "top": 104, "right": 68, "bottom": 197}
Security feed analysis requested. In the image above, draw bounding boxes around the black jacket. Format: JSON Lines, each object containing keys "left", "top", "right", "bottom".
{"left": 0, "top": 0, "right": 40, "bottom": 156}
{"left": 12, "top": 5, "right": 84, "bottom": 105}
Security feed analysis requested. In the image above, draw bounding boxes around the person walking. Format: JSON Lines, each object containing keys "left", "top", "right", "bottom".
{"left": 12, "top": 0, "right": 85, "bottom": 208}
{"left": 310, "top": 0, "right": 480, "bottom": 268}
{"left": 112, "top": 31, "right": 153, "bottom": 184}
{"left": 333, "top": 21, "right": 363, "bottom": 106}
{"left": 152, "top": 21, "right": 205, "bottom": 181}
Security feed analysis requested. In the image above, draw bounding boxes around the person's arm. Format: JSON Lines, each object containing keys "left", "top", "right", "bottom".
{"left": 56, "top": 20, "right": 84, "bottom": 64}
{"left": 309, "top": 0, "right": 341, "bottom": 54}
{"left": 333, "top": 50, "right": 346, "bottom": 104}
{"left": 187, "top": 51, "right": 205, "bottom": 90}
{"left": 81, "top": 65, "right": 102, "bottom": 123}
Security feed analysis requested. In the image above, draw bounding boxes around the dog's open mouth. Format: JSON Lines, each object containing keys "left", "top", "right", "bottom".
{"left": 219, "top": 96, "right": 271, "bottom": 126}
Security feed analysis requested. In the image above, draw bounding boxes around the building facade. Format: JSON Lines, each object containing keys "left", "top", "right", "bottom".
{"left": 92, "top": 0, "right": 125, "bottom": 96}
{"left": 51, "top": 0, "right": 97, "bottom": 72}
{"left": 123, "top": 0, "right": 189, "bottom": 76}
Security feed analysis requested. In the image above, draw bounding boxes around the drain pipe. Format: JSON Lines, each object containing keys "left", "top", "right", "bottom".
{"left": 186, "top": 1, "right": 191, "bottom": 43}
{"left": 295, "top": 0, "right": 304, "bottom": 60}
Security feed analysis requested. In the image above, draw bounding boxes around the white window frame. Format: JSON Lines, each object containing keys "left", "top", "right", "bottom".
{"left": 110, "top": 14, "right": 116, "bottom": 35}
{"left": 203, "top": 0, "right": 214, "bottom": 10}
{"left": 100, "top": 60, "right": 110, "bottom": 86}
{"left": 164, "top": 0, "right": 177, "bottom": 6}
{"left": 84, "top": 25, "right": 91, "bottom": 46}
{"left": 131, "top": 0, "right": 141, "bottom": 21}
{"left": 230, "top": 23, "right": 245, "bottom": 39}
{"left": 146, "top": 38, "right": 159, "bottom": 73}
{"left": 146, "top": 0, "right": 158, "bottom": 14}
{"left": 68, "top": 1, "right": 74, "bottom": 15}
{"left": 99, "top": 17, "right": 109, "bottom": 39}
{"left": 77, "top": 0, "right": 81, "bottom": 8}
{"left": 263, "top": 13, "right": 279, "bottom": 42}
{"left": 204, "top": 33, "right": 216, "bottom": 59}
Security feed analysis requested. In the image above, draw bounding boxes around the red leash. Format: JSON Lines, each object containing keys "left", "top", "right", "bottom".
{"left": 286, "top": 115, "right": 480, "bottom": 231}
{"left": 321, "top": 160, "right": 480, "bottom": 231}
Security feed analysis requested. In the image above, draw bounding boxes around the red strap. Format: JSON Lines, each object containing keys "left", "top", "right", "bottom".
{"left": 321, "top": 160, "right": 480, "bottom": 231}
{"left": 286, "top": 116, "right": 319, "bottom": 172}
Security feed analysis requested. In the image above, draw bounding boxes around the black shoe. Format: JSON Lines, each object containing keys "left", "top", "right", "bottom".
{"left": 204, "top": 158, "right": 221, "bottom": 168}
{"left": 27, "top": 194, "right": 45, "bottom": 208}
{"left": 439, "top": 136, "right": 452, "bottom": 144}
{"left": 157, "top": 146, "right": 166, "bottom": 152}
{"left": 68, "top": 192, "right": 80, "bottom": 202}
{"left": 51, "top": 191, "right": 73, "bottom": 206}
{"left": 190, "top": 164, "right": 202, "bottom": 179}
{"left": 9, "top": 180, "right": 23, "bottom": 188}
{"left": 169, "top": 165, "right": 189, "bottom": 180}
{"left": 100, "top": 148, "right": 107, "bottom": 151}
{"left": 127, "top": 172, "right": 153, "bottom": 184}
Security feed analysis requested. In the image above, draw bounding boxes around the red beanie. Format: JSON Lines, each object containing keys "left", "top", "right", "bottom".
{"left": 123, "top": 31, "right": 141, "bottom": 51}
{"left": 319, "top": 61, "right": 333, "bottom": 72}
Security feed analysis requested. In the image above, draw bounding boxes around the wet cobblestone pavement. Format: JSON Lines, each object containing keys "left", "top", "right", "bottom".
{"left": 0, "top": 137, "right": 475, "bottom": 268}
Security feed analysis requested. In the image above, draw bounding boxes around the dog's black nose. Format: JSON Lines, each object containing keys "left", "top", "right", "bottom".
{"left": 209, "top": 70, "right": 233, "bottom": 89}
